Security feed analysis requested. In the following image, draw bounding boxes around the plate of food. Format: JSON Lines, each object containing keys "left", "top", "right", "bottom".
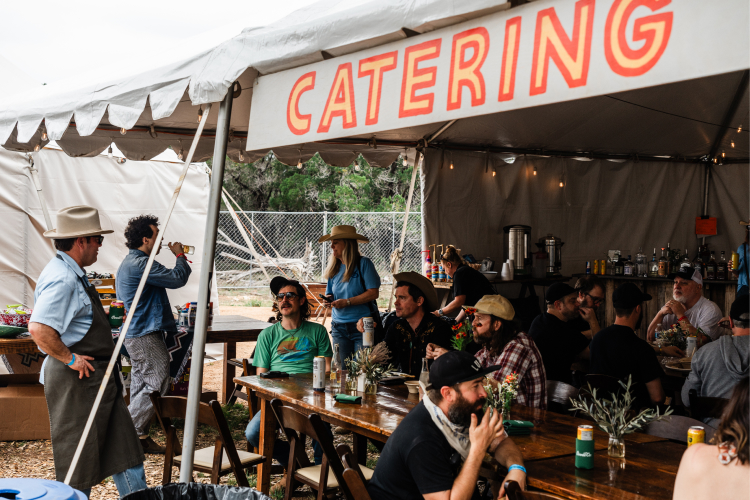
{"left": 665, "top": 358, "right": 692, "bottom": 372}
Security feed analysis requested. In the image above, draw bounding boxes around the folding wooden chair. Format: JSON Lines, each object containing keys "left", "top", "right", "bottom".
{"left": 688, "top": 389, "right": 729, "bottom": 422}
{"left": 269, "top": 399, "right": 374, "bottom": 500}
{"left": 149, "top": 392, "right": 265, "bottom": 486}
{"left": 644, "top": 415, "right": 716, "bottom": 443}
{"left": 227, "top": 358, "right": 258, "bottom": 416}
{"left": 546, "top": 380, "right": 578, "bottom": 415}
{"left": 503, "top": 480, "right": 566, "bottom": 499}
{"left": 336, "top": 444, "right": 373, "bottom": 500}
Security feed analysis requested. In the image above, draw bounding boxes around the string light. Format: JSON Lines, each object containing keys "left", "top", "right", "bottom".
{"left": 731, "top": 141, "right": 735, "bottom": 148}
{"left": 722, "top": 150, "right": 726, "bottom": 158}
{"left": 354, "top": 159, "right": 361, "bottom": 172}
{"left": 107, "top": 145, "right": 113, "bottom": 159}
{"left": 297, "top": 158, "right": 303, "bottom": 169}
{"left": 34, "top": 144, "right": 40, "bottom": 152}
{"left": 449, "top": 161, "right": 454, "bottom": 170}
{"left": 559, "top": 176, "right": 564, "bottom": 188}
{"left": 41, "top": 131, "right": 48, "bottom": 141}
{"left": 533, "top": 165, "right": 537, "bottom": 176}
{"left": 197, "top": 106, "right": 203, "bottom": 123}
{"left": 120, "top": 128, "right": 127, "bottom": 135}
{"left": 177, "top": 149, "right": 184, "bottom": 160}
{"left": 738, "top": 124, "right": 743, "bottom": 133}
{"left": 238, "top": 151, "right": 244, "bottom": 162}
{"left": 492, "top": 167, "right": 496, "bottom": 177}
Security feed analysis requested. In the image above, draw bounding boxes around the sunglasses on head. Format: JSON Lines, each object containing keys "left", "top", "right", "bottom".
{"left": 276, "top": 292, "right": 300, "bottom": 300}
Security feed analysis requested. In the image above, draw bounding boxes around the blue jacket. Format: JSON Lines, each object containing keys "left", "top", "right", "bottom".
{"left": 116, "top": 249, "right": 191, "bottom": 338}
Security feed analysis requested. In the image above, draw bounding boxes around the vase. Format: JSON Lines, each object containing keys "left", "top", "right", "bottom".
{"left": 503, "top": 401, "right": 512, "bottom": 422}
{"left": 608, "top": 436, "right": 625, "bottom": 458}
{"left": 364, "top": 382, "right": 378, "bottom": 394}
{"left": 345, "top": 375, "right": 358, "bottom": 392}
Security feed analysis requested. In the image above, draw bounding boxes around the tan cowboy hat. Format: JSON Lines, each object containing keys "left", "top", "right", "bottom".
{"left": 468, "top": 295, "right": 515, "bottom": 321}
{"left": 740, "top": 217, "right": 750, "bottom": 227}
{"left": 43, "top": 205, "right": 114, "bottom": 239}
{"left": 318, "top": 225, "right": 369, "bottom": 243}
{"left": 393, "top": 272, "right": 439, "bottom": 311}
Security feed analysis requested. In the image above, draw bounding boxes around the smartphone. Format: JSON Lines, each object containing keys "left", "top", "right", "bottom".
{"left": 259, "top": 371, "right": 289, "bottom": 379}
{"left": 319, "top": 294, "right": 333, "bottom": 303}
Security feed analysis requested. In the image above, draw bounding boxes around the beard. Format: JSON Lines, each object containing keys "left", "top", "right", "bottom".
{"left": 447, "top": 392, "right": 486, "bottom": 427}
{"left": 673, "top": 293, "right": 687, "bottom": 304}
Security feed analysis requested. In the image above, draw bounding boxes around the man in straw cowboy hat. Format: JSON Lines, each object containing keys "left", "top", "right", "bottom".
{"left": 29, "top": 206, "right": 146, "bottom": 497}
{"left": 320, "top": 224, "right": 381, "bottom": 364}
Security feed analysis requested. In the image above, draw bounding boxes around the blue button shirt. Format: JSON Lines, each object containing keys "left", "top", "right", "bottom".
{"left": 31, "top": 251, "right": 94, "bottom": 384}
{"left": 325, "top": 257, "right": 381, "bottom": 323}
{"left": 737, "top": 243, "right": 748, "bottom": 291}
{"left": 116, "top": 249, "right": 191, "bottom": 338}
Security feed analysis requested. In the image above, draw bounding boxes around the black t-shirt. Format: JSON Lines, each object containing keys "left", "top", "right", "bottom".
{"left": 528, "top": 312, "right": 590, "bottom": 385}
{"left": 453, "top": 265, "right": 495, "bottom": 307}
{"left": 384, "top": 314, "right": 454, "bottom": 375}
{"left": 569, "top": 316, "right": 592, "bottom": 334}
{"left": 368, "top": 401, "right": 466, "bottom": 500}
{"left": 589, "top": 324, "right": 664, "bottom": 409}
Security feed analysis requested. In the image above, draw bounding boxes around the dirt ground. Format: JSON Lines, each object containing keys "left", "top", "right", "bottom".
{"left": 0, "top": 304, "right": 375, "bottom": 499}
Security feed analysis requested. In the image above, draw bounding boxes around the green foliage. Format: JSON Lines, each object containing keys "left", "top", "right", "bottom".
{"left": 215, "top": 153, "right": 418, "bottom": 212}
{"left": 222, "top": 403, "right": 250, "bottom": 441}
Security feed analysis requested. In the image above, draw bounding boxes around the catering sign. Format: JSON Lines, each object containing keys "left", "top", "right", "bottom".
{"left": 246, "top": 0, "right": 748, "bottom": 151}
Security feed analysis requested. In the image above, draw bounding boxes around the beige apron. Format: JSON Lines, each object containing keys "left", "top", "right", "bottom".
{"left": 44, "top": 262, "right": 144, "bottom": 490}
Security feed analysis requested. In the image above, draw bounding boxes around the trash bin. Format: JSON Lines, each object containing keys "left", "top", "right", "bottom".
{"left": 122, "top": 483, "right": 272, "bottom": 500}
{"left": 0, "top": 478, "right": 87, "bottom": 500}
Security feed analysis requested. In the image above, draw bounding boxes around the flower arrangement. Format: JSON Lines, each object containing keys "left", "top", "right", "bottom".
{"left": 450, "top": 318, "right": 474, "bottom": 352}
{"left": 568, "top": 375, "right": 673, "bottom": 458}
{"left": 656, "top": 324, "right": 687, "bottom": 350}
{"left": 484, "top": 372, "right": 519, "bottom": 420}
{"left": 345, "top": 342, "right": 395, "bottom": 392}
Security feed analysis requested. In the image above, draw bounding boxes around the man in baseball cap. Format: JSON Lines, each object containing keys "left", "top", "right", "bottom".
{"left": 647, "top": 266, "right": 724, "bottom": 342}
{"left": 368, "top": 350, "right": 526, "bottom": 500}
{"left": 590, "top": 283, "right": 670, "bottom": 408}
{"left": 527, "top": 282, "right": 590, "bottom": 385}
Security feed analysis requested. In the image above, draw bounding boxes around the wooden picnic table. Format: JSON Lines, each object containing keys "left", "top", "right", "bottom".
{"left": 235, "top": 373, "right": 682, "bottom": 498}
{"left": 0, "top": 314, "right": 269, "bottom": 404}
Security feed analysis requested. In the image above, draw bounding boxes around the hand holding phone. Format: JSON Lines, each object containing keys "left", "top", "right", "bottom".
{"left": 319, "top": 294, "right": 333, "bottom": 303}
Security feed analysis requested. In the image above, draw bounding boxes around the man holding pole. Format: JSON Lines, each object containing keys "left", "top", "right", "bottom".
{"left": 29, "top": 206, "right": 146, "bottom": 497}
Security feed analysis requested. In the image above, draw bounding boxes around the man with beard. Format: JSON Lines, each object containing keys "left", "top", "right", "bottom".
{"left": 426, "top": 295, "right": 547, "bottom": 409}
{"left": 589, "top": 283, "right": 666, "bottom": 408}
{"left": 570, "top": 275, "right": 605, "bottom": 339}
{"left": 244, "top": 277, "right": 333, "bottom": 493}
{"left": 368, "top": 351, "right": 526, "bottom": 500}
{"left": 528, "top": 283, "right": 590, "bottom": 385}
{"left": 647, "top": 268, "right": 724, "bottom": 343}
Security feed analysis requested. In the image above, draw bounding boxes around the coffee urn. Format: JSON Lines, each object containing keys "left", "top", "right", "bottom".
{"left": 542, "top": 234, "right": 564, "bottom": 276}
{"left": 503, "top": 225, "right": 532, "bottom": 276}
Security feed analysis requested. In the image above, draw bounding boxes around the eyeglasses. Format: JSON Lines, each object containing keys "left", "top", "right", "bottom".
{"left": 276, "top": 292, "right": 300, "bottom": 300}
{"left": 89, "top": 235, "right": 104, "bottom": 245}
{"left": 585, "top": 292, "right": 604, "bottom": 305}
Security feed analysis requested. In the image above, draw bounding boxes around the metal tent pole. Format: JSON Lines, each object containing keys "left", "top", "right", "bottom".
{"left": 179, "top": 89, "right": 233, "bottom": 483}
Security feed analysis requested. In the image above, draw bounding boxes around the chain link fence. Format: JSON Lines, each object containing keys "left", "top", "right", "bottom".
{"left": 216, "top": 211, "right": 423, "bottom": 288}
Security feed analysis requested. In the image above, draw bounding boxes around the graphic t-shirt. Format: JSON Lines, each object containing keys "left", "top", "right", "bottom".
{"left": 253, "top": 321, "right": 333, "bottom": 373}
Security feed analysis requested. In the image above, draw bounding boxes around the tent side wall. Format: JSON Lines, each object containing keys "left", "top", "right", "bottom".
{"left": 422, "top": 150, "right": 749, "bottom": 278}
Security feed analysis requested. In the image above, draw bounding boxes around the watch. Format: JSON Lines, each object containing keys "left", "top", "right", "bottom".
{"left": 438, "top": 308, "right": 444, "bottom": 316}
{"left": 346, "top": 299, "right": 351, "bottom": 307}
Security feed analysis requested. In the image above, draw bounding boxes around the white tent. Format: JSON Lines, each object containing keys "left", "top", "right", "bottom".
{"left": 2, "top": 0, "right": 748, "bottom": 484}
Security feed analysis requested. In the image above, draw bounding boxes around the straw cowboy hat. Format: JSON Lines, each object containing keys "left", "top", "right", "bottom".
{"left": 43, "top": 205, "right": 114, "bottom": 239}
{"left": 318, "top": 225, "right": 369, "bottom": 243}
{"left": 468, "top": 295, "right": 516, "bottom": 321}
{"left": 393, "top": 272, "right": 439, "bottom": 312}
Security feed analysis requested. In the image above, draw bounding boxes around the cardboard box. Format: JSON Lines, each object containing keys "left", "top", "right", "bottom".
{"left": 0, "top": 383, "right": 50, "bottom": 441}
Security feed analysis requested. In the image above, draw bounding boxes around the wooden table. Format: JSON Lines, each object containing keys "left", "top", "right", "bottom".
{"left": 235, "top": 374, "right": 679, "bottom": 498}
{"left": 0, "top": 315, "right": 269, "bottom": 404}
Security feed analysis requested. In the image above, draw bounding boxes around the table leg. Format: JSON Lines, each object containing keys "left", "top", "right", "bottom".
{"left": 222, "top": 341, "right": 236, "bottom": 404}
{"left": 352, "top": 433, "right": 367, "bottom": 466}
{"left": 257, "top": 398, "right": 277, "bottom": 494}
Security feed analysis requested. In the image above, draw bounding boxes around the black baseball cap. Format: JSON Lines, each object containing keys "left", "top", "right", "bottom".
{"left": 545, "top": 282, "right": 577, "bottom": 303}
{"left": 429, "top": 351, "right": 500, "bottom": 390}
{"left": 612, "top": 282, "right": 652, "bottom": 308}
{"left": 729, "top": 293, "right": 749, "bottom": 322}
{"left": 668, "top": 267, "right": 703, "bottom": 285}
{"left": 270, "top": 276, "right": 305, "bottom": 297}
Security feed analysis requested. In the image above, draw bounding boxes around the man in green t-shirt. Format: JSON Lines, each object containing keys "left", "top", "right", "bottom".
{"left": 245, "top": 277, "right": 333, "bottom": 480}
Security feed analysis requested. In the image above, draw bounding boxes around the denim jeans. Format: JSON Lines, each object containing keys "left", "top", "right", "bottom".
{"left": 245, "top": 411, "right": 332, "bottom": 466}
{"left": 330, "top": 321, "right": 363, "bottom": 366}
{"left": 79, "top": 463, "right": 147, "bottom": 499}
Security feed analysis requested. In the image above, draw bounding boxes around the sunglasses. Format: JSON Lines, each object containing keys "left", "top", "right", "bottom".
{"left": 89, "top": 235, "right": 104, "bottom": 245}
{"left": 276, "top": 292, "right": 300, "bottom": 300}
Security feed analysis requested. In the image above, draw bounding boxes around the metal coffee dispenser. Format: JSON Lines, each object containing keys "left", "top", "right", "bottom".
{"left": 503, "top": 225, "right": 532, "bottom": 276}
{"left": 541, "top": 234, "right": 564, "bottom": 276}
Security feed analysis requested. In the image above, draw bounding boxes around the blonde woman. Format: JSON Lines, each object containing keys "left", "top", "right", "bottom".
{"left": 320, "top": 225, "right": 381, "bottom": 363}
{"left": 437, "top": 245, "right": 494, "bottom": 322}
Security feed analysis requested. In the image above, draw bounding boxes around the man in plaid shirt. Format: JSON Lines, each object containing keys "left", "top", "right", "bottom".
{"left": 428, "top": 295, "right": 547, "bottom": 409}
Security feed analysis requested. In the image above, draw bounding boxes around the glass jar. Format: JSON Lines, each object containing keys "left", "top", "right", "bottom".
{"left": 364, "top": 382, "right": 378, "bottom": 395}
{"left": 608, "top": 436, "right": 625, "bottom": 458}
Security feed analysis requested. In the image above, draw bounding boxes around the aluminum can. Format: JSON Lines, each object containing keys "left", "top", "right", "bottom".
{"left": 586, "top": 261, "right": 591, "bottom": 274}
{"left": 600, "top": 259, "right": 607, "bottom": 275}
{"left": 362, "top": 317, "right": 374, "bottom": 347}
{"left": 593, "top": 260, "right": 599, "bottom": 275}
{"left": 687, "top": 426, "right": 705, "bottom": 447}
{"left": 108, "top": 301, "right": 125, "bottom": 327}
{"left": 575, "top": 425, "right": 595, "bottom": 469}
{"left": 313, "top": 356, "right": 326, "bottom": 392}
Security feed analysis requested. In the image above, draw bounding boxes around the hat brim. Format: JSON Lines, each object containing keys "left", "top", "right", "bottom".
{"left": 393, "top": 272, "right": 439, "bottom": 312}
{"left": 318, "top": 232, "right": 369, "bottom": 243}
{"left": 667, "top": 271, "right": 693, "bottom": 281}
{"left": 43, "top": 228, "right": 114, "bottom": 239}
{"left": 441, "top": 364, "right": 502, "bottom": 389}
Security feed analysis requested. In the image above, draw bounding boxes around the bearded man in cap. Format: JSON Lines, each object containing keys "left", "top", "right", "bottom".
{"left": 28, "top": 206, "right": 146, "bottom": 497}
{"left": 368, "top": 351, "right": 526, "bottom": 500}
{"left": 427, "top": 295, "right": 547, "bottom": 409}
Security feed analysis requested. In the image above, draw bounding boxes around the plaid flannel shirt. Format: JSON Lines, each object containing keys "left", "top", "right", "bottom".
{"left": 475, "top": 332, "right": 548, "bottom": 409}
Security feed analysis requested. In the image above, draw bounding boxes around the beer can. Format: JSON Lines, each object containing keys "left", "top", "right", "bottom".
{"left": 362, "top": 317, "right": 374, "bottom": 347}
{"left": 600, "top": 259, "right": 606, "bottom": 275}
{"left": 313, "top": 356, "right": 326, "bottom": 392}
{"left": 593, "top": 260, "right": 599, "bottom": 275}
{"left": 687, "top": 426, "right": 705, "bottom": 447}
{"left": 108, "top": 301, "right": 125, "bottom": 327}
{"left": 586, "top": 261, "right": 591, "bottom": 274}
{"left": 575, "top": 425, "right": 595, "bottom": 469}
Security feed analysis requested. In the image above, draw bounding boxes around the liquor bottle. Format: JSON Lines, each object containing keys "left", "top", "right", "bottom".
{"left": 330, "top": 344, "right": 341, "bottom": 388}
{"left": 731, "top": 251, "right": 739, "bottom": 279}
{"left": 658, "top": 248, "right": 668, "bottom": 277}
{"left": 623, "top": 255, "right": 635, "bottom": 276}
{"left": 419, "top": 358, "right": 430, "bottom": 399}
{"left": 706, "top": 251, "right": 717, "bottom": 280}
{"left": 717, "top": 251, "right": 728, "bottom": 280}
{"left": 614, "top": 255, "right": 624, "bottom": 275}
{"left": 693, "top": 247, "right": 704, "bottom": 277}
{"left": 649, "top": 248, "right": 659, "bottom": 277}
{"left": 666, "top": 242, "right": 672, "bottom": 275}
{"left": 636, "top": 248, "right": 647, "bottom": 277}
{"left": 679, "top": 249, "right": 692, "bottom": 272}
{"left": 606, "top": 257, "right": 615, "bottom": 275}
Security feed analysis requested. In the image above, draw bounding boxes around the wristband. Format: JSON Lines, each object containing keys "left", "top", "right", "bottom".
{"left": 508, "top": 464, "right": 526, "bottom": 474}
{"left": 176, "top": 253, "right": 193, "bottom": 263}
{"left": 67, "top": 353, "right": 76, "bottom": 366}
{"left": 678, "top": 316, "right": 688, "bottom": 323}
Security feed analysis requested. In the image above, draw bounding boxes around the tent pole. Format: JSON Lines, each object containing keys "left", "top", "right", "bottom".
{"left": 701, "top": 165, "right": 711, "bottom": 245}
{"left": 25, "top": 156, "right": 53, "bottom": 231}
{"left": 180, "top": 90, "right": 233, "bottom": 483}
